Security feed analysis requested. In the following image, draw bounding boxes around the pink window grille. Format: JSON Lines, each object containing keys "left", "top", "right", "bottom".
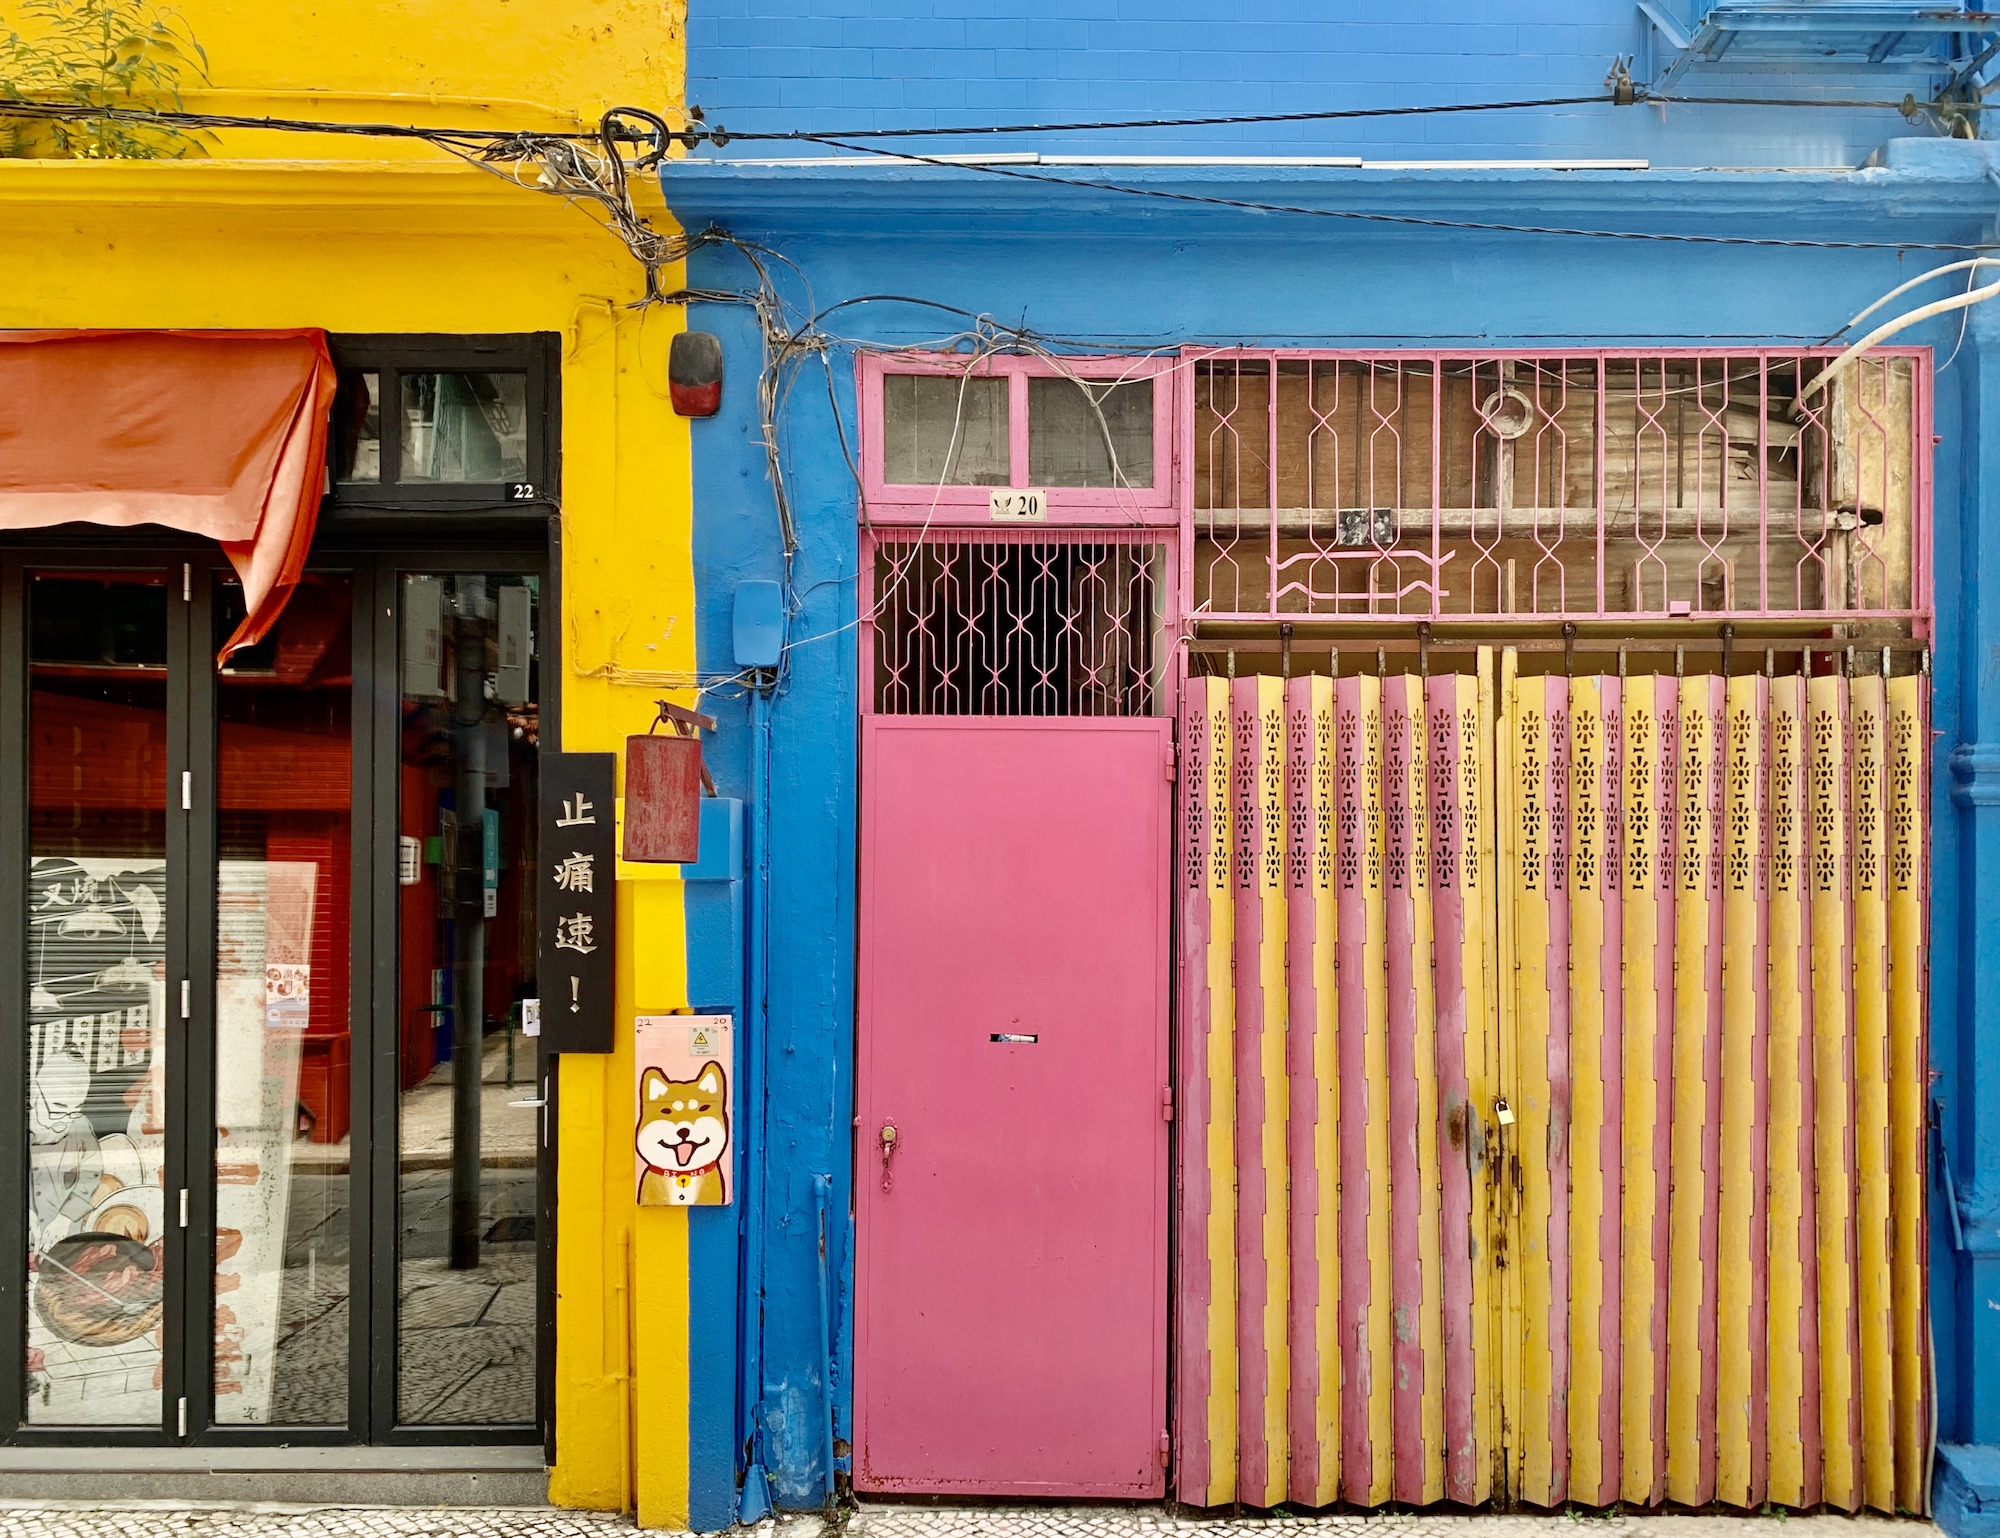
{"left": 861, "top": 529, "right": 1172, "bottom": 717}
{"left": 1183, "top": 349, "right": 1931, "bottom": 635}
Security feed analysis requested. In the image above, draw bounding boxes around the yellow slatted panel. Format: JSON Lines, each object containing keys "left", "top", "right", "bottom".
{"left": 1850, "top": 673, "right": 1894, "bottom": 1514}
{"left": 1495, "top": 650, "right": 1523, "bottom": 1508}
{"left": 1619, "top": 676, "right": 1666, "bottom": 1507}
{"left": 1361, "top": 674, "right": 1395, "bottom": 1506}
{"left": 1766, "top": 676, "right": 1812, "bottom": 1511}
{"left": 1404, "top": 674, "right": 1447, "bottom": 1504}
{"left": 1886, "top": 674, "right": 1928, "bottom": 1515}
{"left": 1567, "top": 679, "right": 1610, "bottom": 1504}
{"left": 1717, "top": 676, "right": 1764, "bottom": 1507}
{"left": 1201, "top": 675, "right": 1239, "bottom": 1507}
{"left": 1667, "top": 676, "right": 1715, "bottom": 1506}
{"left": 1466, "top": 654, "right": 1498, "bottom": 1508}
{"left": 1254, "top": 678, "right": 1290, "bottom": 1507}
{"left": 1810, "top": 674, "right": 1860, "bottom": 1512}
{"left": 1307, "top": 676, "right": 1342, "bottom": 1507}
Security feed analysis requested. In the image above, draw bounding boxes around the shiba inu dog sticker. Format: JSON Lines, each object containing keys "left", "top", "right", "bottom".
{"left": 634, "top": 1014, "right": 734, "bottom": 1206}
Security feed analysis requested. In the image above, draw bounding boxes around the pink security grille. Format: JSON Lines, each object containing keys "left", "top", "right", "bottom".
{"left": 1190, "top": 350, "right": 1929, "bottom": 633}
{"left": 867, "top": 531, "right": 1168, "bottom": 716}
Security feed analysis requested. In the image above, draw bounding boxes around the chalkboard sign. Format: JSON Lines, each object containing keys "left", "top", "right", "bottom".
{"left": 538, "top": 752, "right": 617, "bottom": 1053}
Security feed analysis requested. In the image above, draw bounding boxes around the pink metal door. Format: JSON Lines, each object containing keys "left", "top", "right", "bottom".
{"left": 855, "top": 716, "right": 1172, "bottom": 1497}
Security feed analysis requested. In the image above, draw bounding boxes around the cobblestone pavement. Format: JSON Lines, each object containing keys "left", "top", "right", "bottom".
{"left": 0, "top": 1509, "right": 1935, "bottom": 1538}
{"left": 844, "top": 1511, "right": 1928, "bottom": 1538}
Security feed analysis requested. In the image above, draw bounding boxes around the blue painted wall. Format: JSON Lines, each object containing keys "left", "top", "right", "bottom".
{"left": 685, "top": 0, "right": 1983, "bottom": 168}
{"left": 673, "top": 0, "right": 2000, "bottom": 1501}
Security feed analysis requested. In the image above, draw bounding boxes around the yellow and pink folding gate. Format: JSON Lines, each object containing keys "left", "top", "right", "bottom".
{"left": 1173, "top": 650, "right": 1931, "bottom": 1513}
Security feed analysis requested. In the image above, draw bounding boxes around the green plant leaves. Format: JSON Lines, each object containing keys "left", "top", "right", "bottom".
{"left": 0, "top": 0, "right": 209, "bottom": 159}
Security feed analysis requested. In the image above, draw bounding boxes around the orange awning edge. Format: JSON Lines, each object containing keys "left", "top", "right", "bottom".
{"left": 0, "top": 329, "right": 339, "bottom": 662}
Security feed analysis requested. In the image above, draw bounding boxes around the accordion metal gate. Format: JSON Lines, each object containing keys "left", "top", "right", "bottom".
{"left": 1173, "top": 649, "right": 1930, "bottom": 1514}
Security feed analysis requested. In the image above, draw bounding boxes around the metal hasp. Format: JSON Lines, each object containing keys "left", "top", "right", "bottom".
{"left": 1639, "top": 3, "right": 2000, "bottom": 92}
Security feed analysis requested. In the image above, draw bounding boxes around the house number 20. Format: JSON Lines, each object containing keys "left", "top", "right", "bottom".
{"left": 989, "top": 488, "right": 1047, "bottom": 522}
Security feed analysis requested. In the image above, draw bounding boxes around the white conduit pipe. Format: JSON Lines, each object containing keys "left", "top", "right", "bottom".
{"left": 1804, "top": 257, "right": 2000, "bottom": 399}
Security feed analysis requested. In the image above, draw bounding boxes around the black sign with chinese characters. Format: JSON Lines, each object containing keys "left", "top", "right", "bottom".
{"left": 538, "top": 752, "right": 617, "bottom": 1053}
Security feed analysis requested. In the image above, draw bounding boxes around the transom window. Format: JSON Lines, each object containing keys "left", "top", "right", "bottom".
{"left": 860, "top": 354, "right": 1175, "bottom": 519}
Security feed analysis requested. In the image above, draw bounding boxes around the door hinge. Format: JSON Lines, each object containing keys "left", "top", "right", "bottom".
{"left": 181, "top": 771, "right": 192, "bottom": 811}
{"left": 1161, "top": 1085, "right": 1174, "bottom": 1122}
{"left": 182, "top": 563, "right": 191, "bottom": 602}
{"left": 177, "top": 1396, "right": 188, "bottom": 1437}
{"left": 1159, "top": 1429, "right": 1170, "bottom": 1467}
{"left": 1165, "top": 743, "right": 1178, "bottom": 782}
{"left": 180, "top": 979, "right": 191, "bottom": 1019}
{"left": 179, "top": 1188, "right": 188, "bottom": 1228}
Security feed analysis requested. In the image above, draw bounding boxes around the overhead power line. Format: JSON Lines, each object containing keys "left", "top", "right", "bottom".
{"left": 0, "top": 84, "right": 1973, "bottom": 155}
{"left": 694, "top": 89, "right": 1965, "bottom": 144}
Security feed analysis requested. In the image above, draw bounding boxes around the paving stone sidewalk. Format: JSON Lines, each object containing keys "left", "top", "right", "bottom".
{"left": 0, "top": 1508, "right": 1935, "bottom": 1538}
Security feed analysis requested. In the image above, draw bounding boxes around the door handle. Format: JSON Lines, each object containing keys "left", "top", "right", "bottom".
{"left": 509, "top": 1075, "right": 552, "bottom": 1147}
{"left": 879, "top": 1122, "right": 898, "bottom": 1193}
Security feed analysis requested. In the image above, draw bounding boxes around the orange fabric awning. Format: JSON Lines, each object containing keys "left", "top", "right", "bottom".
{"left": 0, "top": 329, "right": 338, "bottom": 660}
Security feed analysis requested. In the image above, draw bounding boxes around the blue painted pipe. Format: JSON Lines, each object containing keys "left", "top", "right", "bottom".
{"left": 737, "top": 676, "right": 775, "bottom": 1523}
{"left": 814, "top": 1172, "right": 836, "bottom": 1504}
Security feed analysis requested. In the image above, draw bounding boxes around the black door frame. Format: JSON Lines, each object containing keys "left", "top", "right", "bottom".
{"left": 0, "top": 531, "right": 556, "bottom": 1449}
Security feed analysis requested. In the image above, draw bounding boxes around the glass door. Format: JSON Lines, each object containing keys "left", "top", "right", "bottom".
{"left": 2, "top": 549, "right": 549, "bottom": 1447}
{"left": 22, "top": 569, "right": 179, "bottom": 1429}
{"left": 204, "top": 570, "right": 356, "bottom": 1429}
{"left": 381, "top": 566, "right": 544, "bottom": 1436}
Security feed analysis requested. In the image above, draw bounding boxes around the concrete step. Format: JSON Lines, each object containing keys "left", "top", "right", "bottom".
{"left": 0, "top": 1445, "right": 548, "bottom": 1506}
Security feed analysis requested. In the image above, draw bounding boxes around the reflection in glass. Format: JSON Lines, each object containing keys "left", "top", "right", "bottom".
{"left": 334, "top": 371, "right": 380, "bottom": 483}
{"left": 25, "top": 573, "right": 169, "bottom": 1426}
{"left": 399, "top": 374, "right": 528, "bottom": 484}
{"left": 882, "top": 373, "right": 1009, "bottom": 486}
{"left": 396, "top": 574, "right": 539, "bottom": 1425}
{"left": 212, "top": 575, "right": 353, "bottom": 1424}
{"left": 1029, "top": 377, "right": 1154, "bottom": 488}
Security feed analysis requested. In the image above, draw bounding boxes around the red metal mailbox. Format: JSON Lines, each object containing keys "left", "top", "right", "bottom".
{"left": 623, "top": 701, "right": 715, "bottom": 864}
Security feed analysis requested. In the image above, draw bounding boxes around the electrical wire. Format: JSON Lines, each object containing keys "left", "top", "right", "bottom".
{"left": 687, "top": 88, "right": 1983, "bottom": 144}
{"left": 783, "top": 132, "right": 2000, "bottom": 251}
{"left": 1805, "top": 258, "right": 2000, "bottom": 396}
{"left": 3, "top": 84, "right": 1981, "bottom": 157}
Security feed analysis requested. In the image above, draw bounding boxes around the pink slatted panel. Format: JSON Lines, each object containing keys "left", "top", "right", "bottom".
{"left": 1231, "top": 678, "right": 1275, "bottom": 1501}
{"left": 1384, "top": 685, "right": 1426, "bottom": 1501}
{"left": 1174, "top": 680, "right": 1221, "bottom": 1503}
{"left": 1645, "top": 682, "right": 1679, "bottom": 1505}
{"left": 1426, "top": 677, "right": 1478, "bottom": 1503}
{"left": 1699, "top": 678, "right": 1726, "bottom": 1506}
{"left": 1284, "top": 678, "right": 1336, "bottom": 1506}
{"left": 1334, "top": 674, "right": 1381, "bottom": 1500}
{"left": 1545, "top": 675, "right": 1575, "bottom": 1501}
{"left": 1584, "top": 678, "right": 1625, "bottom": 1504}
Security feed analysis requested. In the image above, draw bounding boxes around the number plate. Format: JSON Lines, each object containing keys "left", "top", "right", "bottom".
{"left": 989, "top": 488, "right": 1048, "bottom": 523}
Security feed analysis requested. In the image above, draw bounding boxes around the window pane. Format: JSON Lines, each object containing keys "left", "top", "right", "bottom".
{"left": 882, "top": 373, "right": 1009, "bottom": 486}
{"left": 335, "top": 371, "right": 380, "bottom": 483}
{"left": 399, "top": 373, "right": 528, "bottom": 484}
{"left": 212, "top": 574, "right": 353, "bottom": 1425}
{"left": 26, "top": 572, "right": 169, "bottom": 1427}
{"left": 396, "top": 573, "right": 539, "bottom": 1426}
{"left": 1029, "top": 377, "right": 1154, "bottom": 489}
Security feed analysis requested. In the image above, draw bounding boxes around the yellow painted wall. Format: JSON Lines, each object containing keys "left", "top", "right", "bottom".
{"left": 0, "top": 1, "right": 697, "bottom": 1515}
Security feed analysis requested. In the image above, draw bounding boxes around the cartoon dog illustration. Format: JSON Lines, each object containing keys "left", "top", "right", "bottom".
{"left": 635, "top": 1061, "right": 729, "bottom": 1206}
